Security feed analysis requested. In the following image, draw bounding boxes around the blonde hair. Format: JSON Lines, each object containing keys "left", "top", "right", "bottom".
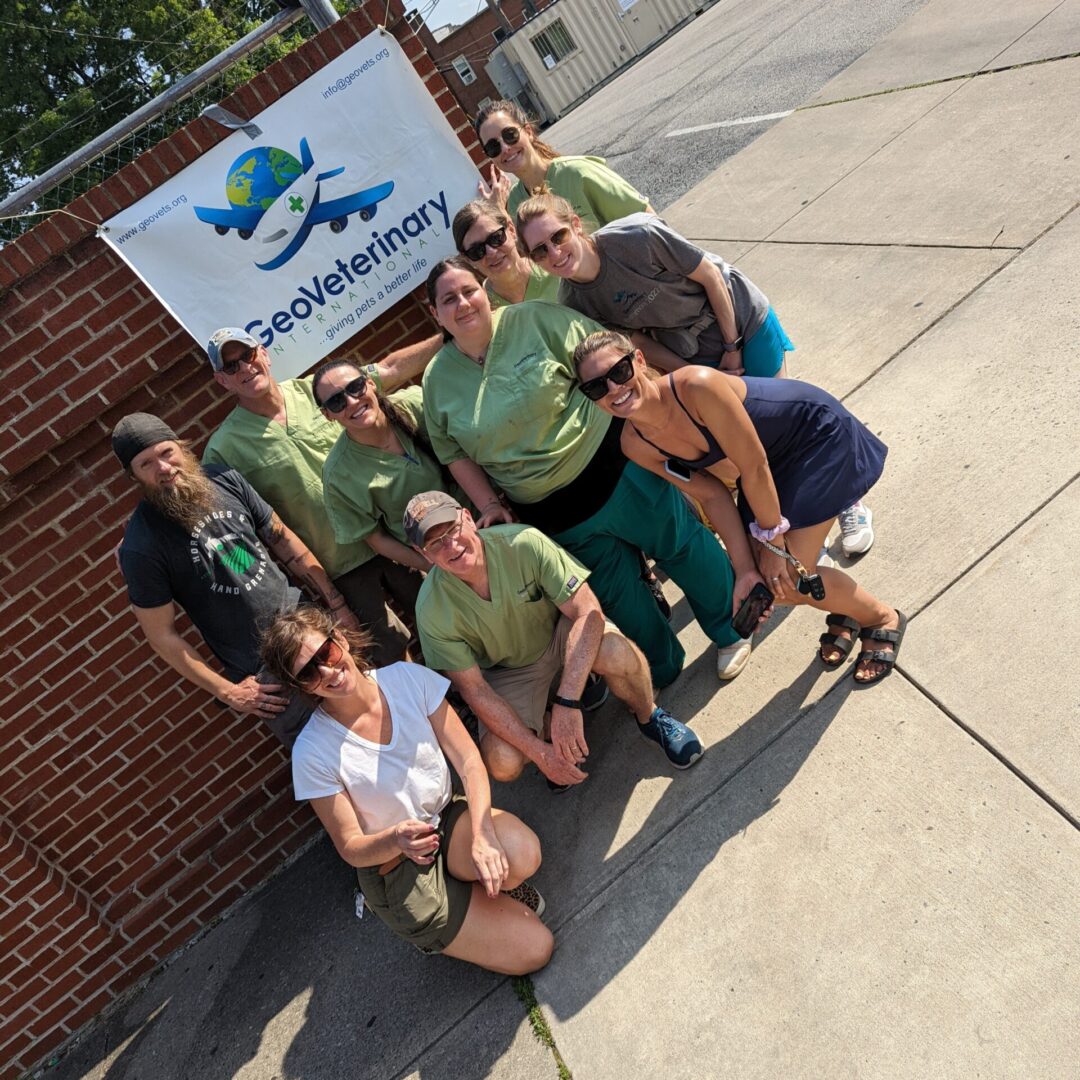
{"left": 514, "top": 192, "right": 583, "bottom": 256}
{"left": 573, "top": 330, "right": 662, "bottom": 381}
{"left": 260, "top": 606, "right": 374, "bottom": 689}
{"left": 475, "top": 99, "right": 559, "bottom": 166}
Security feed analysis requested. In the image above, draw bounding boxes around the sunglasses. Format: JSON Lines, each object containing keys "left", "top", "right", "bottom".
{"left": 528, "top": 226, "right": 572, "bottom": 263}
{"left": 578, "top": 352, "right": 636, "bottom": 401}
{"left": 422, "top": 511, "right": 465, "bottom": 554}
{"left": 293, "top": 635, "right": 344, "bottom": 689}
{"left": 220, "top": 344, "right": 258, "bottom": 375}
{"left": 462, "top": 227, "right": 508, "bottom": 262}
{"left": 482, "top": 126, "right": 521, "bottom": 159}
{"left": 319, "top": 375, "right": 369, "bottom": 414}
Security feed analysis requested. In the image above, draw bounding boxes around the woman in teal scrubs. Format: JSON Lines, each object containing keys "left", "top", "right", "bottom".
{"left": 421, "top": 257, "right": 758, "bottom": 687}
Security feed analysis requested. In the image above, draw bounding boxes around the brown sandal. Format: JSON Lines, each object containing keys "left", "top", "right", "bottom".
{"left": 819, "top": 615, "right": 860, "bottom": 668}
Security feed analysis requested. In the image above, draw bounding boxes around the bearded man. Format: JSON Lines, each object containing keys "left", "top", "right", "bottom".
{"left": 113, "top": 412, "right": 360, "bottom": 747}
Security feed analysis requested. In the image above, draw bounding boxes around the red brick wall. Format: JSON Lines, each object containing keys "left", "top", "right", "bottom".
{"left": 428, "top": 0, "right": 558, "bottom": 118}
{"left": 0, "top": 6, "right": 483, "bottom": 1077}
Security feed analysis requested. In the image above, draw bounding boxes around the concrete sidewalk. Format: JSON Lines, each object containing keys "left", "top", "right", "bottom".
{"left": 46, "top": 1, "right": 1080, "bottom": 1077}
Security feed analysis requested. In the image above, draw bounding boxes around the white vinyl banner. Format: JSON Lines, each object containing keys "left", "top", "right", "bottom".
{"left": 101, "top": 34, "right": 480, "bottom": 379}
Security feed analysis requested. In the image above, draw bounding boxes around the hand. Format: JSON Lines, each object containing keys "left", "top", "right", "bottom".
{"left": 537, "top": 743, "right": 588, "bottom": 787}
{"left": 478, "top": 164, "right": 511, "bottom": 207}
{"left": 223, "top": 675, "right": 289, "bottom": 718}
{"left": 476, "top": 501, "right": 515, "bottom": 528}
{"left": 549, "top": 702, "right": 589, "bottom": 766}
{"left": 333, "top": 606, "right": 362, "bottom": 633}
{"left": 471, "top": 829, "right": 510, "bottom": 897}
{"left": 753, "top": 539, "right": 799, "bottom": 603}
{"left": 732, "top": 569, "right": 774, "bottom": 623}
{"left": 718, "top": 349, "right": 745, "bottom": 376}
{"left": 394, "top": 819, "right": 441, "bottom": 865}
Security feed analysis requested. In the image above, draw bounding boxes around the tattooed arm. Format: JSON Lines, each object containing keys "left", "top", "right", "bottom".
{"left": 259, "top": 513, "right": 361, "bottom": 630}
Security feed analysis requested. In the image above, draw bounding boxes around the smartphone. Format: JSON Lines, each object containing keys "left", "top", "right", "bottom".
{"left": 664, "top": 458, "right": 692, "bottom": 483}
{"left": 732, "top": 582, "right": 774, "bottom": 638}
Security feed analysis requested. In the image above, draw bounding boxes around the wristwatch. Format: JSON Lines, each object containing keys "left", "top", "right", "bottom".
{"left": 720, "top": 336, "right": 744, "bottom": 353}
{"left": 552, "top": 694, "right": 583, "bottom": 710}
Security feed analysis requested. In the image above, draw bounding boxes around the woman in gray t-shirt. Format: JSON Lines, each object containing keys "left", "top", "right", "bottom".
{"left": 517, "top": 194, "right": 878, "bottom": 560}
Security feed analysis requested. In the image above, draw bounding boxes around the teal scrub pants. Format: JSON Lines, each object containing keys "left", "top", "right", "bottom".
{"left": 552, "top": 463, "right": 738, "bottom": 688}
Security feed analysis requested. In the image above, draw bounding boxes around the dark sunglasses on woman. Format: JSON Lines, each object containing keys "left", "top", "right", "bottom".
{"left": 319, "top": 375, "right": 369, "bottom": 414}
{"left": 528, "top": 226, "right": 572, "bottom": 263}
{"left": 482, "top": 126, "right": 521, "bottom": 159}
{"left": 293, "top": 635, "right": 344, "bottom": 689}
{"left": 578, "top": 352, "right": 636, "bottom": 401}
{"left": 462, "top": 227, "right": 508, "bottom": 262}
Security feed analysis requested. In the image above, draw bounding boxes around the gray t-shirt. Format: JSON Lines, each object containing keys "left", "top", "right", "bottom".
{"left": 558, "top": 213, "right": 769, "bottom": 361}
{"left": 120, "top": 466, "right": 299, "bottom": 681}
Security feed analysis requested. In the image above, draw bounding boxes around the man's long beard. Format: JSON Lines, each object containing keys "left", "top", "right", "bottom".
{"left": 142, "top": 448, "right": 221, "bottom": 532}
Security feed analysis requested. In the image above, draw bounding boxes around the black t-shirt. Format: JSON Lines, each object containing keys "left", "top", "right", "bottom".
{"left": 120, "top": 466, "right": 300, "bottom": 680}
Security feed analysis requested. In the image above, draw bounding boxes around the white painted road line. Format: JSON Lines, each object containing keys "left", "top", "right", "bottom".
{"left": 665, "top": 109, "right": 794, "bottom": 137}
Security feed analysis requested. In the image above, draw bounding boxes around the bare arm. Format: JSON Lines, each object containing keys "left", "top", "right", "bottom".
{"left": 447, "top": 459, "right": 515, "bottom": 527}
{"left": 448, "top": 664, "right": 586, "bottom": 786}
{"left": 132, "top": 602, "right": 288, "bottom": 719}
{"left": 549, "top": 584, "right": 605, "bottom": 766}
{"left": 261, "top": 512, "right": 361, "bottom": 630}
{"left": 428, "top": 695, "right": 507, "bottom": 896}
{"left": 372, "top": 333, "right": 443, "bottom": 391}
{"left": 366, "top": 527, "right": 430, "bottom": 574}
{"left": 310, "top": 792, "right": 439, "bottom": 868}
{"left": 687, "top": 257, "right": 743, "bottom": 374}
{"left": 630, "top": 331, "right": 690, "bottom": 374}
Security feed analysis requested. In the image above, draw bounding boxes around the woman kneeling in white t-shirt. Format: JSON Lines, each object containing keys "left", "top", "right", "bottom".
{"left": 261, "top": 606, "right": 553, "bottom": 973}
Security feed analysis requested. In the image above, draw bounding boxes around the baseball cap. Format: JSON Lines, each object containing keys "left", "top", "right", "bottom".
{"left": 206, "top": 327, "right": 259, "bottom": 371}
{"left": 403, "top": 491, "right": 463, "bottom": 547}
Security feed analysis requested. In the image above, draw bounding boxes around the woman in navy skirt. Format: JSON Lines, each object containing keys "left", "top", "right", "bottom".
{"left": 572, "top": 330, "right": 906, "bottom": 685}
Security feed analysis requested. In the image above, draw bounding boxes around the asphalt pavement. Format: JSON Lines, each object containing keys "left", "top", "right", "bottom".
{"left": 42, "top": 0, "right": 1080, "bottom": 1077}
{"left": 547, "top": 0, "right": 929, "bottom": 209}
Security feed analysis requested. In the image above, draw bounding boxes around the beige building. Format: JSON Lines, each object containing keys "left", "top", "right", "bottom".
{"left": 488, "top": 0, "right": 709, "bottom": 122}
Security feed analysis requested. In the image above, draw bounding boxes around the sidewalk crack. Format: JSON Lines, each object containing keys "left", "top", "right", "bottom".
{"left": 513, "top": 975, "right": 574, "bottom": 1079}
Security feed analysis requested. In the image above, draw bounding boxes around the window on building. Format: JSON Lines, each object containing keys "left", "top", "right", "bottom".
{"left": 477, "top": 97, "right": 495, "bottom": 114}
{"left": 530, "top": 20, "right": 577, "bottom": 68}
{"left": 452, "top": 55, "right": 477, "bottom": 85}
{"left": 405, "top": 8, "right": 425, "bottom": 32}
{"left": 492, "top": 27, "right": 507, "bottom": 44}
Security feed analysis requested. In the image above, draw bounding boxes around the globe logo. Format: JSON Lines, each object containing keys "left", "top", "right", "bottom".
{"left": 194, "top": 137, "right": 396, "bottom": 271}
{"left": 226, "top": 147, "right": 302, "bottom": 218}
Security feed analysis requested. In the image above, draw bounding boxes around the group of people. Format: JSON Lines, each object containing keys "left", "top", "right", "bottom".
{"left": 113, "top": 101, "right": 905, "bottom": 977}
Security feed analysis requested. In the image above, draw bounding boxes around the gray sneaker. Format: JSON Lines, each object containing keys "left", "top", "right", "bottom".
{"left": 839, "top": 500, "right": 874, "bottom": 556}
{"left": 640, "top": 707, "right": 704, "bottom": 769}
{"left": 504, "top": 881, "right": 546, "bottom": 917}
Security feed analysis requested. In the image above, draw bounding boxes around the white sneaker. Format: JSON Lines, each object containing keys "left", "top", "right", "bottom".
{"left": 716, "top": 638, "right": 752, "bottom": 681}
{"left": 818, "top": 545, "right": 835, "bottom": 569}
{"left": 839, "top": 500, "right": 875, "bottom": 556}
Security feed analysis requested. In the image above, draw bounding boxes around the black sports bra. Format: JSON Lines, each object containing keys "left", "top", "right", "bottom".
{"left": 630, "top": 374, "right": 727, "bottom": 472}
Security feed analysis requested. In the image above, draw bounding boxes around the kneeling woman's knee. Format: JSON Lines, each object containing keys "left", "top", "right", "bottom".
{"left": 516, "top": 923, "right": 554, "bottom": 975}
{"left": 482, "top": 738, "right": 527, "bottom": 782}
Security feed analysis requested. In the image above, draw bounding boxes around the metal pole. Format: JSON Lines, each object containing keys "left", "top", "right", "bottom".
{"left": 298, "top": 0, "right": 340, "bottom": 32}
{"left": 0, "top": 6, "right": 307, "bottom": 218}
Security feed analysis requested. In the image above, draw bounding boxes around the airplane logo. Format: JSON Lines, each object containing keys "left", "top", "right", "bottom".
{"left": 193, "top": 137, "right": 395, "bottom": 271}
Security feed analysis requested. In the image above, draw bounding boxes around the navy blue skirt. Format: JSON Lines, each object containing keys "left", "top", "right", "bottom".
{"left": 735, "top": 376, "right": 888, "bottom": 530}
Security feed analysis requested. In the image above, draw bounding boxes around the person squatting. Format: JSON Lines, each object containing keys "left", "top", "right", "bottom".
{"left": 113, "top": 101, "right": 904, "bottom": 976}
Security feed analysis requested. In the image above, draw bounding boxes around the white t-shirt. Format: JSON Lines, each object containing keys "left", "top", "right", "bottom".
{"left": 291, "top": 662, "right": 453, "bottom": 833}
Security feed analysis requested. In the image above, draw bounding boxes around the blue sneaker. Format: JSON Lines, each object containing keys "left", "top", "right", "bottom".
{"left": 639, "top": 707, "right": 703, "bottom": 769}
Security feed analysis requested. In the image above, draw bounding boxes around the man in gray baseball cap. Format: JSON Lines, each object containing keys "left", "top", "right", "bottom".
{"left": 114, "top": 410, "right": 361, "bottom": 747}
{"left": 201, "top": 325, "right": 442, "bottom": 666}
{"left": 406, "top": 492, "right": 704, "bottom": 791}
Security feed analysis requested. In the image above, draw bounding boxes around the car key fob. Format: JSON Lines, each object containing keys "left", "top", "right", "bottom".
{"left": 798, "top": 573, "right": 826, "bottom": 601}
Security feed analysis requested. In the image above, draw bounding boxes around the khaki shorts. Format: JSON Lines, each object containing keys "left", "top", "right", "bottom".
{"left": 354, "top": 796, "right": 472, "bottom": 954}
{"left": 480, "top": 616, "right": 618, "bottom": 738}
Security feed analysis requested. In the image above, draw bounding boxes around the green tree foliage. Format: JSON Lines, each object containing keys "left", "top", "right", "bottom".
{"left": 0, "top": 1, "right": 347, "bottom": 202}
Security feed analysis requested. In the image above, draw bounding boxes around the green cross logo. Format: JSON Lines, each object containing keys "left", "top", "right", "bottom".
{"left": 287, "top": 194, "right": 306, "bottom": 215}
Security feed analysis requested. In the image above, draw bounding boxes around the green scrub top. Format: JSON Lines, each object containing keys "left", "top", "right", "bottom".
{"left": 416, "top": 524, "right": 589, "bottom": 672}
{"left": 486, "top": 262, "right": 561, "bottom": 310}
{"left": 506, "top": 155, "right": 650, "bottom": 232}
{"left": 422, "top": 301, "right": 610, "bottom": 505}
{"left": 322, "top": 385, "right": 460, "bottom": 556}
{"left": 202, "top": 373, "right": 380, "bottom": 579}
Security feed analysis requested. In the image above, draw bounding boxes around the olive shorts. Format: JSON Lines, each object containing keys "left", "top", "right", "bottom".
{"left": 354, "top": 796, "right": 472, "bottom": 954}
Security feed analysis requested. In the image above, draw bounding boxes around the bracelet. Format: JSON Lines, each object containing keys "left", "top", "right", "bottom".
{"left": 552, "top": 694, "right": 583, "bottom": 710}
{"left": 720, "top": 336, "right": 744, "bottom": 353}
{"left": 759, "top": 538, "right": 811, "bottom": 578}
{"left": 749, "top": 517, "right": 790, "bottom": 543}
{"left": 480, "top": 498, "right": 502, "bottom": 511}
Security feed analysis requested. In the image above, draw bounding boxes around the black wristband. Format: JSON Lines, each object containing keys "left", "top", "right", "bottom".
{"left": 720, "top": 336, "right": 744, "bottom": 353}
{"left": 552, "top": 694, "right": 583, "bottom": 710}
